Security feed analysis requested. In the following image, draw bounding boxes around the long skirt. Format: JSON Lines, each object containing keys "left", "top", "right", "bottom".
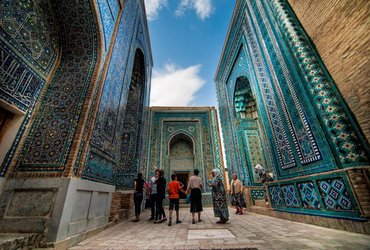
{"left": 212, "top": 190, "right": 229, "bottom": 221}
{"left": 231, "top": 192, "right": 246, "bottom": 207}
{"left": 190, "top": 188, "right": 203, "bottom": 213}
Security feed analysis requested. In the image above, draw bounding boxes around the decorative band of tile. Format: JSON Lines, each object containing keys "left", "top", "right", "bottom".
{"left": 267, "top": 0, "right": 369, "bottom": 165}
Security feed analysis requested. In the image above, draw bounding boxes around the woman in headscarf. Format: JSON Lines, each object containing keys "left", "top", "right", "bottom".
{"left": 208, "top": 169, "right": 229, "bottom": 224}
{"left": 230, "top": 173, "right": 245, "bottom": 215}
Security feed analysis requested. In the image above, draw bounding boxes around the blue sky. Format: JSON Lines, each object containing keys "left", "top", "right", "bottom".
{"left": 144, "top": 0, "right": 235, "bottom": 107}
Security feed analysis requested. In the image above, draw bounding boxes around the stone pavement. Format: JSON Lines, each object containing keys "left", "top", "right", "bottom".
{"left": 70, "top": 207, "right": 370, "bottom": 250}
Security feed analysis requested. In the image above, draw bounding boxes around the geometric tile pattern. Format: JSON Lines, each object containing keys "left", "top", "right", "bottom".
{"left": 210, "top": 109, "right": 224, "bottom": 177}
{"left": 215, "top": 1, "right": 278, "bottom": 184}
{"left": 233, "top": 74, "right": 268, "bottom": 183}
{"left": 243, "top": 18, "right": 296, "bottom": 169}
{"left": 0, "top": 41, "right": 46, "bottom": 177}
{"left": 251, "top": 189, "right": 265, "bottom": 203}
{"left": 297, "top": 182, "right": 321, "bottom": 209}
{"left": 83, "top": 0, "right": 149, "bottom": 186}
{"left": 223, "top": 48, "right": 254, "bottom": 181}
{"left": 281, "top": 184, "right": 300, "bottom": 207}
{"left": 115, "top": 50, "right": 146, "bottom": 188}
{"left": 0, "top": 0, "right": 152, "bottom": 185}
{"left": 234, "top": 76, "right": 253, "bottom": 117}
{"left": 71, "top": 1, "right": 141, "bottom": 181}
{"left": 251, "top": 0, "right": 321, "bottom": 165}
{"left": 170, "top": 139, "right": 193, "bottom": 158}
{"left": 244, "top": 130, "right": 267, "bottom": 182}
{"left": 214, "top": 0, "right": 365, "bottom": 220}
{"left": 215, "top": 0, "right": 369, "bottom": 202}
{"left": 96, "top": 0, "right": 119, "bottom": 52}
{"left": 88, "top": 0, "right": 136, "bottom": 154}
{"left": 15, "top": 0, "right": 100, "bottom": 170}
{"left": 89, "top": 1, "right": 137, "bottom": 159}
{"left": 269, "top": 186, "right": 284, "bottom": 207}
{"left": 145, "top": 108, "right": 224, "bottom": 194}
{"left": 0, "top": 0, "right": 59, "bottom": 176}
{"left": 318, "top": 178, "right": 353, "bottom": 210}
{"left": 0, "top": 40, "right": 45, "bottom": 111}
{"left": 157, "top": 118, "right": 199, "bottom": 173}
{"left": 0, "top": 0, "right": 59, "bottom": 74}
{"left": 269, "top": 0, "right": 369, "bottom": 165}
{"left": 265, "top": 172, "right": 361, "bottom": 219}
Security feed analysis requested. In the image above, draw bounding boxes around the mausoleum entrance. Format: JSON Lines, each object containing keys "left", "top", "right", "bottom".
{"left": 169, "top": 133, "right": 194, "bottom": 199}
{"left": 174, "top": 171, "right": 189, "bottom": 199}
{"left": 168, "top": 133, "right": 195, "bottom": 199}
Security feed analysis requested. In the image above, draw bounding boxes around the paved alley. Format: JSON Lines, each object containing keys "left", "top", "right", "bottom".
{"left": 69, "top": 207, "right": 370, "bottom": 250}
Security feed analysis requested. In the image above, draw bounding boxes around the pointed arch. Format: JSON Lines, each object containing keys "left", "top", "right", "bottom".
{"left": 168, "top": 131, "right": 196, "bottom": 156}
{"left": 117, "top": 48, "right": 146, "bottom": 188}
{"left": 233, "top": 76, "right": 257, "bottom": 119}
{"left": 168, "top": 132, "right": 195, "bottom": 174}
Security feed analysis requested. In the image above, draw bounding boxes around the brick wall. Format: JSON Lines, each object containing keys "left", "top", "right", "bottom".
{"left": 288, "top": 0, "right": 370, "bottom": 142}
{"left": 347, "top": 168, "right": 370, "bottom": 218}
{"left": 109, "top": 191, "right": 134, "bottom": 222}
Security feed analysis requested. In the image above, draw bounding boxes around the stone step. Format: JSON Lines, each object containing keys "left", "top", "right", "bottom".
{"left": 0, "top": 233, "right": 41, "bottom": 250}
{"left": 254, "top": 199, "right": 267, "bottom": 207}
{"left": 118, "top": 208, "right": 131, "bottom": 219}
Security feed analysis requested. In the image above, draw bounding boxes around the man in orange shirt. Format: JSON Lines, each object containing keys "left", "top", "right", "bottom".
{"left": 168, "top": 173, "right": 186, "bottom": 226}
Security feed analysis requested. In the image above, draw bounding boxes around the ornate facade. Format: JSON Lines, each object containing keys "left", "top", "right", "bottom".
{"left": 0, "top": 0, "right": 152, "bottom": 245}
{"left": 215, "top": 0, "right": 370, "bottom": 225}
{"left": 144, "top": 107, "right": 225, "bottom": 204}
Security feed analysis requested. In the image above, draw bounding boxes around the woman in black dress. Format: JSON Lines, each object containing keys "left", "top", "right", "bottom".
{"left": 187, "top": 169, "right": 203, "bottom": 224}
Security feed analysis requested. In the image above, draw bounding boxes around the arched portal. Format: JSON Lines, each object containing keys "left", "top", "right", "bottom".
{"left": 233, "top": 76, "right": 269, "bottom": 184}
{"left": 118, "top": 48, "right": 146, "bottom": 188}
{"left": 168, "top": 133, "right": 194, "bottom": 198}
{"left": 234, "top": 76, "right": 257, "bottom": 119}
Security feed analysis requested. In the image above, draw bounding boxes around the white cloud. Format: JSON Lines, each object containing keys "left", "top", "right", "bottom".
{"left": 150, "top": 63, "right": 206, "bottom": 106}
{"left": 144, "top": 0, "right": 167, "bottom": 21}
{"left": 175, "top": 0, "right": 213, "bottom": 20}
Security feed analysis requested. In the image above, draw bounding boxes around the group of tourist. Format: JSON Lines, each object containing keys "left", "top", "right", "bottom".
{"left": 132, "top": 168, "right": 246, "bottom": 225}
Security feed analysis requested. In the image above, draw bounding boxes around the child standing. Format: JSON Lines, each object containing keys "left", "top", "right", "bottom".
{"left": 167, "top": 174, "right": 186, "bottom": 226}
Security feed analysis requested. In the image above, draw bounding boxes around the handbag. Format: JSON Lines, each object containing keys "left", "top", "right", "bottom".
{"left": 186, "top": 193, "right": 191, "bottom": 204}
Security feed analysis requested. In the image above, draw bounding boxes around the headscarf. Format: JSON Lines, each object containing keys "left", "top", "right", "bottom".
{"left": 231, "top": 174, "right": 243, "bottom": 193}
{"left": 255, "top": 164, "right": 263, "bottom": 171}
{"left": 212, "top": 169, "right": 221, "bottom": 178}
